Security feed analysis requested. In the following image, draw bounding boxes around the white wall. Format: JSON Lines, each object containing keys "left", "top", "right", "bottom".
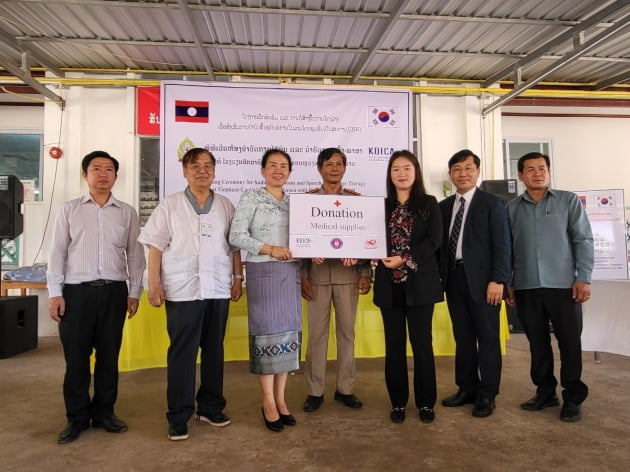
{"left": 502, "top": 109, "right": 630, "bottom": 207}
{"left": 39, "top": 77, "right": 138, "bottom": 265}
{"left": 418, "top": 93, "right": 504, "bottom": 199}
{"left": 0, "top": 105, "right": 43, "bottom": 129}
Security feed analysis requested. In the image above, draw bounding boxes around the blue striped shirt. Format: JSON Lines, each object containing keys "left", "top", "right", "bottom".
{"left": 46, "top": 194, "right": 146, "bottom": 298}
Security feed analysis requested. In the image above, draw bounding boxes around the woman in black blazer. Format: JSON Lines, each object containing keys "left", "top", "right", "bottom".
{"left": 373, "top": 150, "right": 443, "bottom": 424}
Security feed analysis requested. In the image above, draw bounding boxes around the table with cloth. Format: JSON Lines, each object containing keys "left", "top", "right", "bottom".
{"left": 117, "top": 290, "right": 510, "bottom": 372}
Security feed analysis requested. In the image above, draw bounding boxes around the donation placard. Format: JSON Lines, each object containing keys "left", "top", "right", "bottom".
{"left": 289, "top": 194, "right": 387, "bottom": 258}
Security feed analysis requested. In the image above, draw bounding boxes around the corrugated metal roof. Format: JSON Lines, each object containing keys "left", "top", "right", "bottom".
{"left": 0, "top": 0, "right": 628, "bottom": 99}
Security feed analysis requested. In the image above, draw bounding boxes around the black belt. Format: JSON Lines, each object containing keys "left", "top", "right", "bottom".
{"left": 80, "top": 279, "right": 122, "bottom": 287}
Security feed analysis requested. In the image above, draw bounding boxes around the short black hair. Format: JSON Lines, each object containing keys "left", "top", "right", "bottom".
{"left": 82, "top": 150, "right": 119, "bottom": 174}
{"left": 182, "top": 148, "right": 216, "bottom": 167}
{"left": 448, "top": 149, "right": 480, "bottom": 170}
{"left": 518, "top": 152, "right": 550, "bottom": 173}
{"left": 261, "top": 148, "right": 292, "bottom": 171}
{"left": 317, "top": 147, "right": 347, "bottom": 168}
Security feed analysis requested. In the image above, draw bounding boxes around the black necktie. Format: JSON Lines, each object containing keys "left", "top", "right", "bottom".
{"left": 448, "top": 196, "right": 465, "bottom": 268}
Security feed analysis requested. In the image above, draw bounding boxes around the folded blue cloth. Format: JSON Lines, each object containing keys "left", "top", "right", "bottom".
{"left": 2, "top": 263, "right": 47, "bottom": 282}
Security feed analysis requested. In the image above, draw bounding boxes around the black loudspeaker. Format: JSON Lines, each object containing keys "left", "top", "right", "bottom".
{"left": 0, "top": 175, "right": 24, "bottom": 240}
{"left": 0, "top": 296, "right": 38, "bottom": 358}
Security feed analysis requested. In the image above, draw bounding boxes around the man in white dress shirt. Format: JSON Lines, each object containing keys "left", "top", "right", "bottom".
{"left": 139, "top": 148, "right": 242, "bottom": 441}
{"left": 47, "top": 150, "right": 145, "bottom": 444}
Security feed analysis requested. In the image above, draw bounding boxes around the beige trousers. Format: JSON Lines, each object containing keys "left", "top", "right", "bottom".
{"left": 305, "top": 283, "right": 359, "bottom": 396}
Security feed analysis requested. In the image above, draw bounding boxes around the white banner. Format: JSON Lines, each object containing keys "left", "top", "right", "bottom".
{"left": 289, "top": 194, "right": 387, "bottom": 258}
{"left": 160, "top": 82, "right": 413, "bottom": 207}
{"left": 575, "top": 188, "right": 628, "bottom": 280}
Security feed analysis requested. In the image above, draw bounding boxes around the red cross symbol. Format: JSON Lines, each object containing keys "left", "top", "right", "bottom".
{"left": 334, "top": 200, "right": 342, "bottom": 207}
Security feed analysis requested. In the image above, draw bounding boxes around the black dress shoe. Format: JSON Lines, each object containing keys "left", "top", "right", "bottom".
{"left": 303, "top": 395, "right": 324, "bottom": 412}
{"left": 419, "top": 407, "right": 435, "bottom": 423}
{"left": 441, "top": 390, "right": 476, "bottom": 407}
{"left": 520, "top": 393, "right": 560, "bottom": 411}
{"left": 390, "top": 407, "right": 405, "bottom": 424}
{"left": 262, "top": 408, "right": 283, "bottom": 432}
{"left": 472, "top": 397, "right": 496, "bottom": 418}
{"left": 58, "top": 421, "right": 89, "bottom": 444}
{"left": 92, "top": 415, "right": 128, "bottom": 433}
{"left": 334, "top": 391, "right": 363, "bottom": 409}
{"left": 560, "top": 402, "right": 581, "bottom": 422}
{"left": 279, "top": 413, "right": 297, "bottom": 426}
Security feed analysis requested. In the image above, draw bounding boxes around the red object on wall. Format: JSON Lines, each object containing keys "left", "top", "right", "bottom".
{"left": 48, "top": 146, "right": 63, "bottom": 159}
{"left": 136, "top": 87, "right": 160, "bottom": 136}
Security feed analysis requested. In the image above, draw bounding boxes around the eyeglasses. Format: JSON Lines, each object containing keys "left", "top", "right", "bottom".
{"left": 187, "top": 163, "right": 215, "bottom": 172}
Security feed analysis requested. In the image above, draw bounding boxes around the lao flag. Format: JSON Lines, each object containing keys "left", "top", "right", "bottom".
{"left": 175, "top": 100, "right": 209, "bottom": 123}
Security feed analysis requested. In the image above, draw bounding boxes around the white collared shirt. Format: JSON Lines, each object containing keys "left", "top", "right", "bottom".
{"left": 449, "top": 187, "right": 477, "bottom": 260}
{"left": 139, "top": 191, "right": 237, "bottom": 300}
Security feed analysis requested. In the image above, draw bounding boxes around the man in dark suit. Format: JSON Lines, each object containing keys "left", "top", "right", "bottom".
{"left": 439, "top": 149, "right": 511, "bottom": 418}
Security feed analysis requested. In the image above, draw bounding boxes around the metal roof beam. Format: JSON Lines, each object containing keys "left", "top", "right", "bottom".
{"left": 483, "top": 0, "right": 630, "bottom": 87}
{"left": 16, "top": 35, "right": 630, "bottom": 68}
{"left": 349, "top": 0, "right": 412, "bottom": 83}
{"left": 591, "top": 69, "right": 630, "bottom": 90}
{"left": 0, "top": 51, "right": 64, "bottom": 106}
{"left": 177, "top": 0, "right": 215, "bottom": 80}
{"left": 0, "top": 27, "right": 64, "bottom": 77}
{"left": 482, "top": 14, "right": 630, "bottom": 116}
{"left": 15, "top": 34, "right": 630, "bottom": 66}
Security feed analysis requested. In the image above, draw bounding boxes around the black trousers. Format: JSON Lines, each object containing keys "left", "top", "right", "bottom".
{"left": 58, "top": 282, "right": 128, "bottom": 423}
{"left": 445, "top": 264, "right": 502, "bottom": 400}
{"left": 515, "top": 288, "right": 588, "bottom": 404}
{"left": 165, "top": 299, "right": 229, "bottom": 426}
{"left": 379, "top": 283, "right": 436, "bottom": 409}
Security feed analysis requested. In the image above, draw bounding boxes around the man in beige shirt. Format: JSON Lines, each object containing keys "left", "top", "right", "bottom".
{"left": 301, "top": 147, "right": 371, "bottom": 412}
